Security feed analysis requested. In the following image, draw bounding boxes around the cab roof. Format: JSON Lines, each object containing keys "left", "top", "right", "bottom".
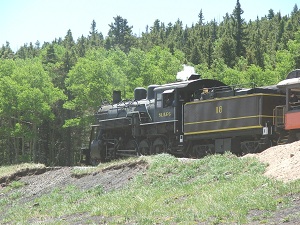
{"left": 154, "top": 79, "right": 228, "bottom": 93}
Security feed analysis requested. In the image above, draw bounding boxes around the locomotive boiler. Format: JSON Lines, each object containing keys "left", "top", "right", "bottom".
{"left": 82, "top": 70, "right": 300, "bottom": 165}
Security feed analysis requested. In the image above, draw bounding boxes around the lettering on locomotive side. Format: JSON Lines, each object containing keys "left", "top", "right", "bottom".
{"left": 158, "top": 111, "right": 172, "bottom": 117}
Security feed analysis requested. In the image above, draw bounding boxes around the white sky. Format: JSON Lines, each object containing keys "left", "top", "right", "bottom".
{"left": 0, "top": 0, "right": 297, "bottom": 51}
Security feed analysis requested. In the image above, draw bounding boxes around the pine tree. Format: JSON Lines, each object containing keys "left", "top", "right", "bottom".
{"left": 292, "top": 4, "right": 298, "bottom": 15}
{"left": 232, "top": 0, "right": 247, "bottom": 58}
{"left": 88, "top": 20, "right": 103, "bottom": 48}
{"left": 206, "top": 38, "right": 214, "bottom": 68}
{"left": 108, "top": 16, "right": 134, "bottom": 53}
{"left": 221, "top": 36, "right": 237, "bottom": 68}
{"left": 190, "top": 45, "right": 201, "bottom": 65}
{"left": 63, "top": 29, "right": 75, "bottom": 49}
{"left": 252, "top": 19, "right": 265, "bottom": 68}
{"left": 268, "top": 9, "right": 275, "bottom": 20}
{"left": 43, "top": 45, "right": 58, "bottom": 64}
{"left": 0, "top": 42, "right": 14, "bottom": 59}
{"left": 76, "top": 35, "right": 87, "bottom": 57}
{"left": 211, "top": 19, "right": 218, "bottom": 41}
{"left": 198, "top": 9, "right": 205, "bottom": 25}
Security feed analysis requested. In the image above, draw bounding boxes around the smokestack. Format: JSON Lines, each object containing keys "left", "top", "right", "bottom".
{"left": 113, "top": 90, "right": 121, "bottom": 104}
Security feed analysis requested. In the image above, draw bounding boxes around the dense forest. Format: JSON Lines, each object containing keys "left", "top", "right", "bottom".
{"left": 0, "top": 1, "right": 300, "bottom": 166}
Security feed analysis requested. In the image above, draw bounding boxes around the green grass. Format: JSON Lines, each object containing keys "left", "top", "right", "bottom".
{"left": 1, "top": 180, "right": 26, "bottom": 195}
{"left": 1, "top": 153, "right": 300, "bottom": 224}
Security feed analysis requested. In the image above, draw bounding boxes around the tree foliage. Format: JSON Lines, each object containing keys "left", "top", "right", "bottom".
{"left": 0, "top": 59, "right": 65, "bottom": 164}
{"left": 107, "top": 16, "right": 134, "bottom": 53}
{"left": 0, "top": 1, "right": 300, "bottom": 165}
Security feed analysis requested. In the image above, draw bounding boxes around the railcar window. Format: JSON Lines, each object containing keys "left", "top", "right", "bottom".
{"left": 290, "top": 93, "right": 299, "bottom": 103}
{"left": 163, "top": 93, "right": 174, "bottom": 107}
{"left": 290, "top": 92, "right": 300, "bottom": 110}
{"left": 156, "top": 93, "right": 162, "bottom": 108}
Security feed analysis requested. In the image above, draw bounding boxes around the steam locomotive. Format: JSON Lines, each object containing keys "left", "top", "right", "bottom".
{"left": 82, "top": 69, "right": 300, "bottom": 165}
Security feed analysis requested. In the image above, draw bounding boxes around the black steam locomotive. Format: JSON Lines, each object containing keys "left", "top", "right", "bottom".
{"left": 82, "top": 70, "right": 300, "bottom": 165}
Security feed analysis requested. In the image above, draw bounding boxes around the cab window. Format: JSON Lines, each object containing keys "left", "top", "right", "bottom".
{"left": 163, "top": 93, "right": 173, "bottom": 108}
{"left": 156, "top": 93, "right": 162, "bottom": 108}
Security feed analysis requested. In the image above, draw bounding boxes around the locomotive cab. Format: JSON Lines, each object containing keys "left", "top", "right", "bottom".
{"left": 154, "top": 89, "right": 176, "bottom": 122}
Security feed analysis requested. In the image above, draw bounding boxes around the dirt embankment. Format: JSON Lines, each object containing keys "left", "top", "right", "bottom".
{"left": 0, "top": 144, "right": 300, "bottom": 224}
{"left": 244, "top": 140, "right": 300, "bottom": 182}
{"left": 0, "top": 160, "right": 147, "bottom": 205}
{"left": 1, "top": 141, "right": 299, "bottom": 203}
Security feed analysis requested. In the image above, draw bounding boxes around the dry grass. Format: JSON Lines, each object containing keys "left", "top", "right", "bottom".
{"left": 0, "top": 163, "right": 45, "bottom": 178}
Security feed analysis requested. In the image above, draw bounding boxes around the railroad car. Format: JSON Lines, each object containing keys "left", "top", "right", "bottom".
{"left": 275, "top": 69, "right": 300, "bottom": 142}
{"left": 82, "top": 70, "right": 300, "bottom": 165}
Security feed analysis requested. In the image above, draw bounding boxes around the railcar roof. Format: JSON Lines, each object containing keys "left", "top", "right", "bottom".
{"left": 277, "top": 77, "right": 300, "bottom": 93}
{"left": 286, "top": 69, "right": 300, "bottom": 79}
{"left": 153, "top": 79, "right": 228, "bottom": 92}
{"left": 277, "top": 77, "right": 300, "bottom": 90}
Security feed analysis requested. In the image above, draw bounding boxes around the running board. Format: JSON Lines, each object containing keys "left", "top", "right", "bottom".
{"left": 116, "top": 149, "right": 138, "bottom": 157}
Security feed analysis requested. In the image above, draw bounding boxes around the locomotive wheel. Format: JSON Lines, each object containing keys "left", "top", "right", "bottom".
{"left": 138, "top": 139, "right": 151, "bottom": 155}
{"left": 90, "top": 159, "right": 100, "bottom": 166}
{"left": 125, "top": 139, "right": 139, "bottom": 156}
{"left": 192, "top": 144, "right": 213, "bottom": 158}
{"left": 241, "top": 140, "right": 260, "bottom": 154}
{"left": 151, "top": 137, "right": 167, "bottom": 154}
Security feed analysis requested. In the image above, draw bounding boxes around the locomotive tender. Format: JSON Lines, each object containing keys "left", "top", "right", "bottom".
{"left": 82, "top": 70, "right": 300, "bottom": 165}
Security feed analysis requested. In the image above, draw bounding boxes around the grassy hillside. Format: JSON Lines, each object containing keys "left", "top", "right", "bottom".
{"left": 0, "top": 153, "right": 300, "bottom": 224}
